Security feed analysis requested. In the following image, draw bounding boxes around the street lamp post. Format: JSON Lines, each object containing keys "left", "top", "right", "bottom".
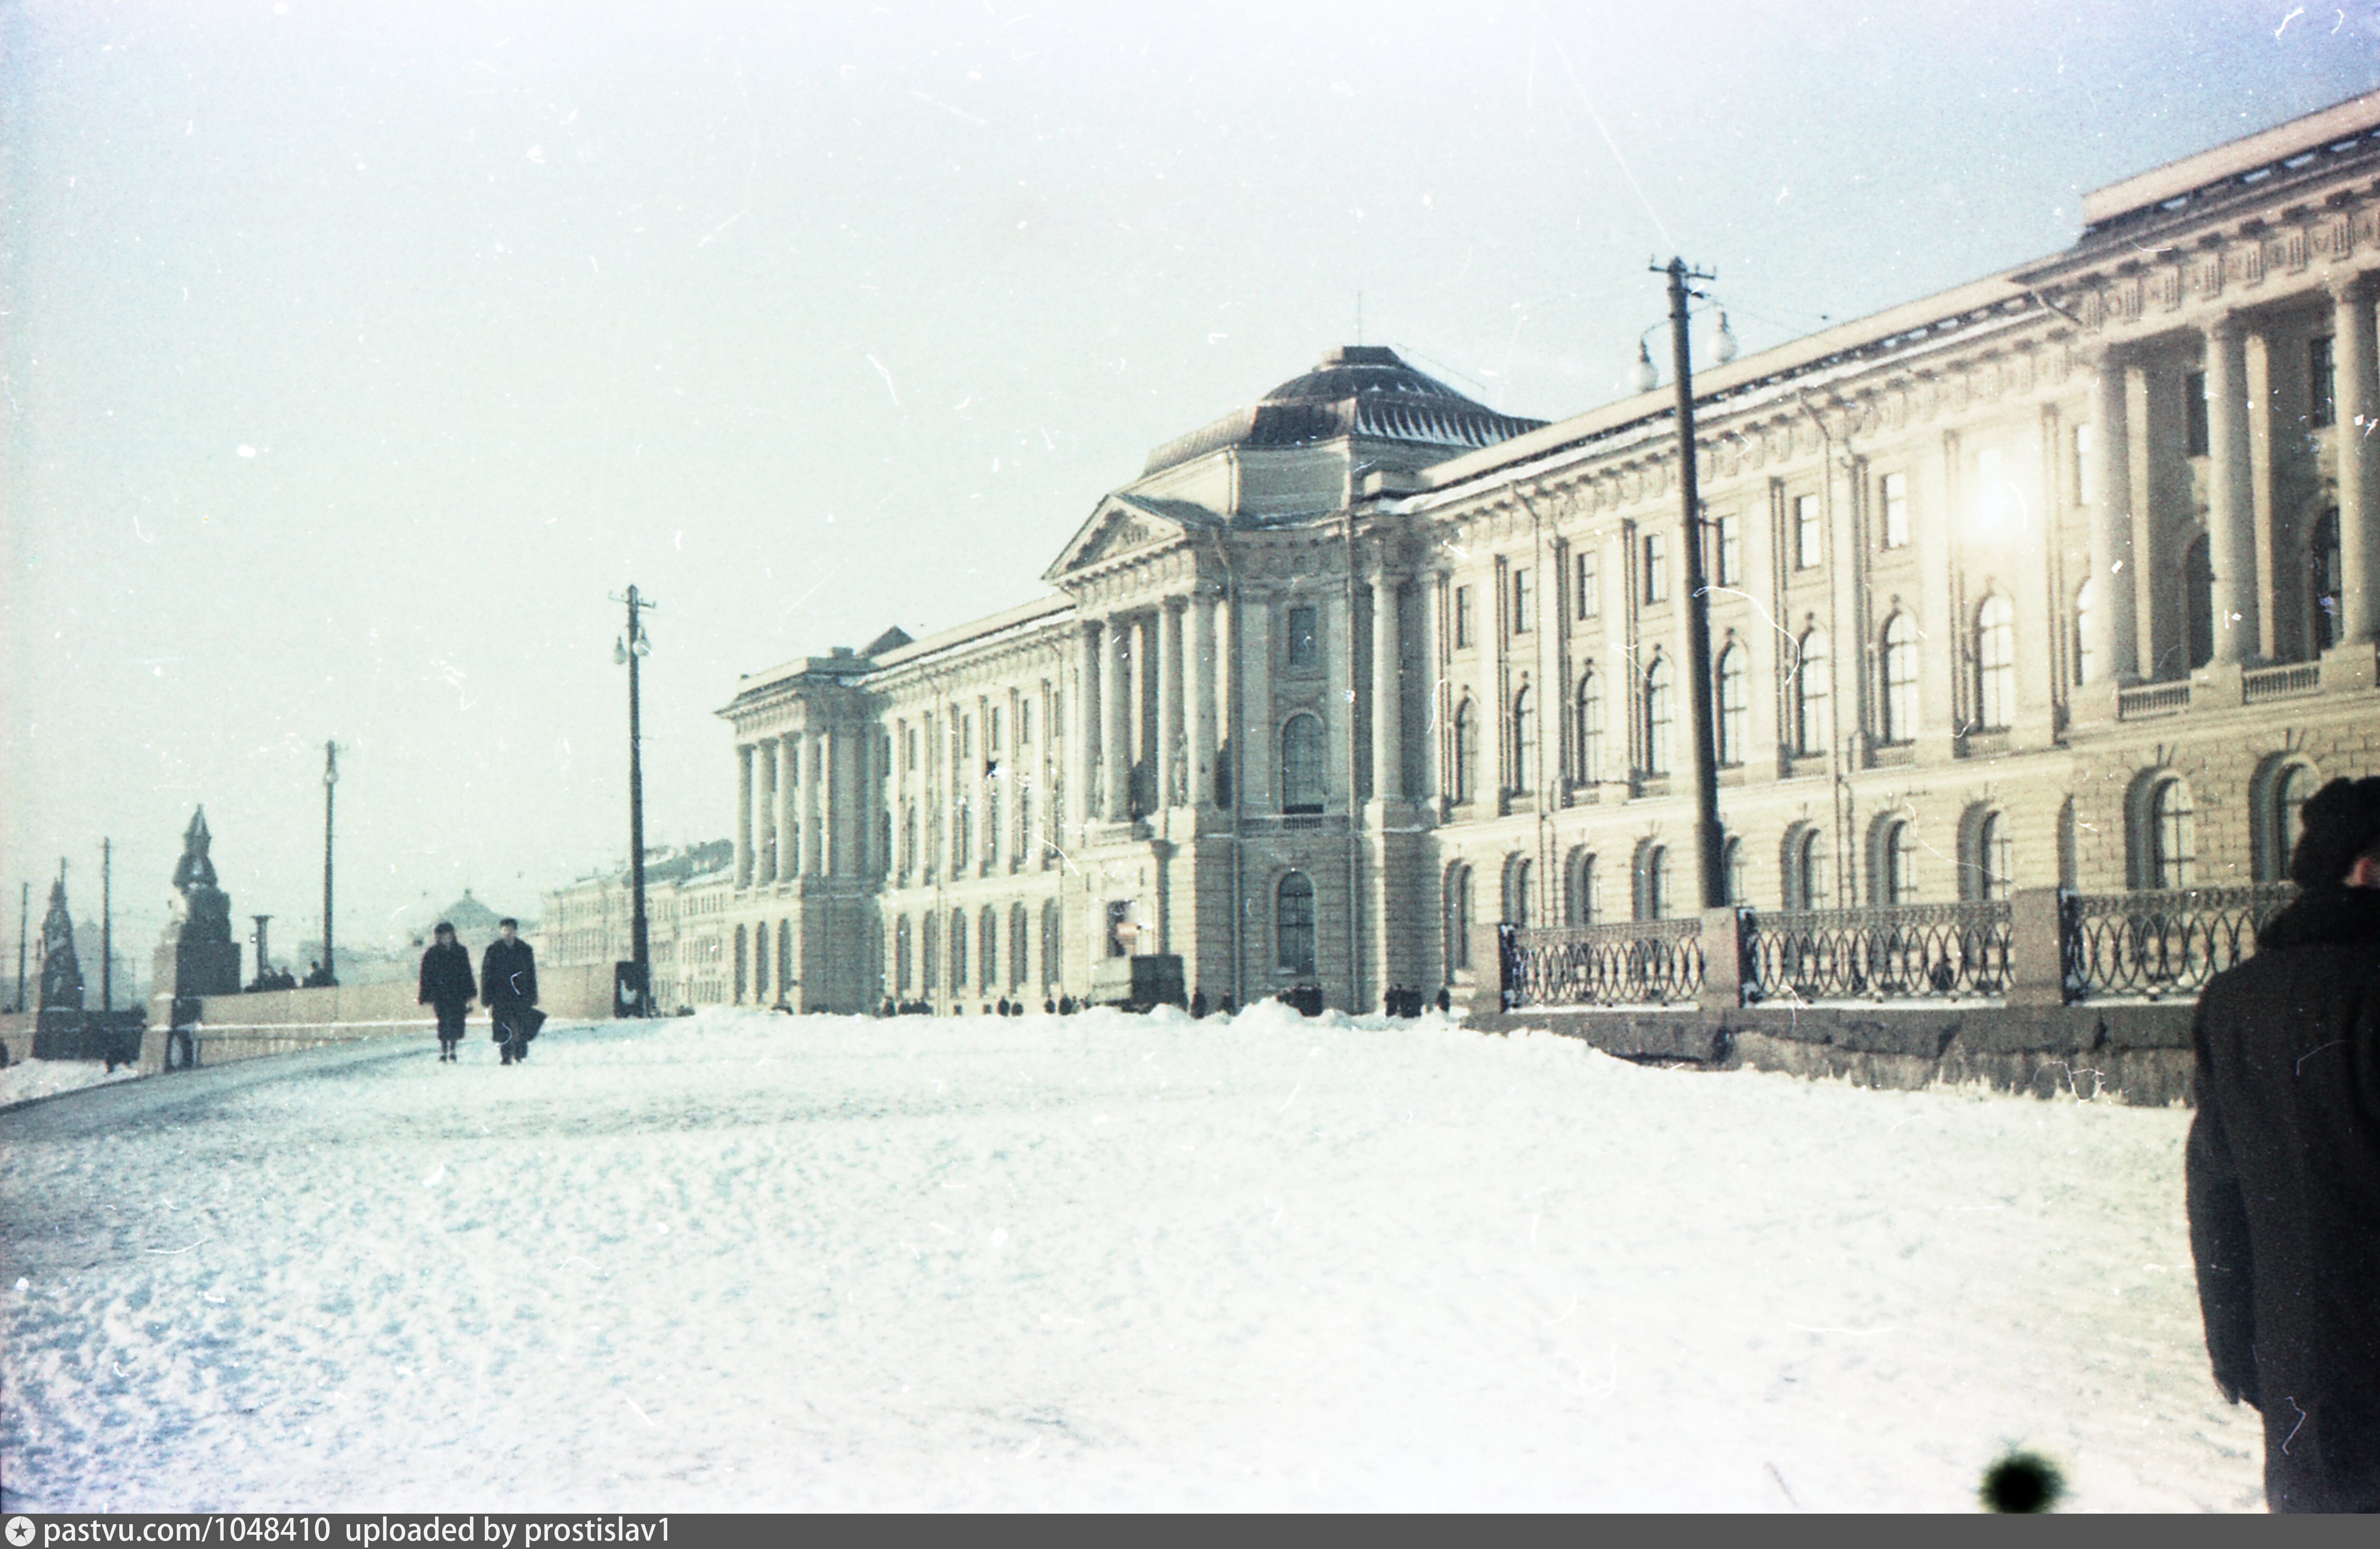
{"left": 321, "top": 740, "right": 340, "bottom": 987}
{"left": 1653, "top": 255, "right": 1732, "bottom": 912}
{"left": 613, "top": 586, "right": 658, "bottom": 1016}
{"left": 100, "top": 837, "right": 112, "bottom": 1012}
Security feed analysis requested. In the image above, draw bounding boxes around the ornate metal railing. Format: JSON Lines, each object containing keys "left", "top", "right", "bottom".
{"left": 1740, "top": 901, "right": 2013, "bottom": 1002}
{"left": 1500, "top": 917, "right": 1705, "bottom": 1008}
{"left": 2064, "top": 883, "right": 2297, "bottom": 1001}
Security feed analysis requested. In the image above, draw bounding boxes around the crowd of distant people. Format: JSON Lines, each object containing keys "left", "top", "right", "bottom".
{"left": 871, "top": 984, "right": 1450, "bottom": 1019}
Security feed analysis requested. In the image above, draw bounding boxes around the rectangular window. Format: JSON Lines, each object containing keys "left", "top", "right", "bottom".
{"left": 1019, "top": 701, "right": 1032, "bottom": 745}
{"left": 1286, "top": 604, "right": 1320, "bottom": 670}
{"left": 2184, "top": 370, "right": 2210, "bottom": 456}
{"left": 989, "top": 707, "right": 1002, "bottom": 754}
{"left": 2073, "top": 423, "right": 2095, "bottom": 506}
{"left": 1713, "top": 512, "right": 1742, "bottom": 586}
{"left": 2311, "top": 334, "right": 2336, "bottom": 428}
{"left": 1643, "top": 533, "right": 1667, "bottom": 604}
{"left": 1794, "top": 494, "right": 1823, "bottom": 570}
{"left": 1881, "top": 473, "right": 1909, "bottom": 549}
{"left": 1511, "top": 567, "right": 1532, "bottom": 634}
{"left": 1454, "top": 585, "right": 1474, "bottom": 648}
{"left": 1576, "top": 549, "right": 1599, "bottom": 619}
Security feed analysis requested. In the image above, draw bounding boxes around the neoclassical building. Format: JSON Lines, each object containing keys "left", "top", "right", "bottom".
{"left": 717, "top": 88, "right": 2380, "bottom": 1016}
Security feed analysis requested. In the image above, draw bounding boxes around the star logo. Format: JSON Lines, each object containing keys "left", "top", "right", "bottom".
{"left": 6, "top": 1516, "right": 35, "bottom": 1547}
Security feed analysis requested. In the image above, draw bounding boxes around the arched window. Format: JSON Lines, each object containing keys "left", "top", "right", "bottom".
{"left": 1644, "top": 657, "right": 1674, "bottom": 777}
{"left": 1789, "top": 827, "right": 1830, "bottom": 911}
{"left": 1453, "top": 699, "right": 1479, "bottom": 805}
{"left": 1511, "top": 686, "right": 1537, "bottom": 793}
{"left": 1973, "top": 810, "right": 2013, "bottom": 901}
{"left": 752, "top": 921, "right": 769, "bottom": 1002}
{"left": 1716, "top": 644, "right": 1748, "bottom": 766}
{"left": 1010, "top": 903, "right": 1029, "bottom": 989}
{"left": 1281, "top": 713, "right": 1325, "bottom": 813}
{"left": 895, "top": 915, "right": 913, "bottom": 993}
{"left": 1794, "top": 628, "right": 1831, "bottom": 757}
{"left": 1722, "top": 836, "right": 1746, "bottom": 906}
{"left": 1879, "top": 819, "right": 1918, "bottom": 904}
{"left": 922, "top": 913, "right": 940, "bottom": 996}
{"left": 1975, "top": 595, "right": 2016, "bottom": 730}
{"left": 1636, "top": 844, "right": 1672, "bottom": 921}
{"left": 1041, "top": 898, "right": 1062, "bottom": 990}
{"left": 1445, "top": 864, "right": 1473, "bottom": 974}
{"left": 1881, "top": 614, "right": 1920, "bottom": 744}
{"left": 777, "top": 920, "right": 792, "bottom": 1000}
{"left": 980, "top": 905, "right": 999, "bottom": 991}
{"left": 734, "top": 924, "right": 748, "bottom": 1003}
{"left": 1576, "top": 671, "right": 1605, "bottom": 783}
{"left": 949, "top": 910, "right": 968, "bottom": 994}
{"left": 2072, "top": 580, "right": 2097, "bottom": 688}
{"left": 2150, "top": 777, "right": 2196, "bottom": 890}
{"left": 1504, "top": 857, "right": 1533, "bottom": 927}
{"left": 1566, "top": 850, "right": 1598, "bottom": 926}
{"left": 2186, "top": 534, "right": 2214, "bottom": 671}
{"left": 2278, "top": 762, "right": 2316, "bottom": 880}
{"left": 1277, "top": 872, "right": 1317, "bottom": 976}
{"left": 2310, "top": 507, "right": 2343, "bottom": 653}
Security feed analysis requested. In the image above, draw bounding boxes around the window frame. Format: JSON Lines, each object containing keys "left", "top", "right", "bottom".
{"left": 1276, "top": 871, "right": 1317, "bottom": 976}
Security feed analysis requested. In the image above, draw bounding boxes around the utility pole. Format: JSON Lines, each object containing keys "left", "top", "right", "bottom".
{"left": 321, "top": 740, "right": 340, "bottom": 986}
{"left": 612, "top": 586, "right": 659, "bottom": 1015}
{"left": 100, "top": 838, "right": 112, "bottom": 1012}
{"left": 1656, "top": 255, "right": 1729, "bottom": 912}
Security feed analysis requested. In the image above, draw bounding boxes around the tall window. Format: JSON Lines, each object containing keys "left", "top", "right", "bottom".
{"left": 1722, "top": 837, "right": 1746, "bottom": 907}
{"left": 1976, "top": 811, "right": 2013, "bottom": 901}
{"left": 2184, "top": 370, "right": 2210, "bottom": 457}
{"left": 1792, "top": 828, "right": 1830, "bottom": 911}
{"left": 1281, "top": 713, "right": 1325, "bottom": 812}
{"left": 2186, "top": 533, "right": 2214, "bottom": 671}
{"left": 1637, "top": 845, "right": 1672, "bottom": 921}
{"left": 1576, "top": 670, "right": 1604, "bottom": 783}
{"left": 1795, "top": 628, "right": 1831, "bottom": 756}
{"left": 1881, "top": 613, "right": 1920, "bottom": 743}
{"left": 978, "top": 905, "right": 998, "bottom": 991}
{"left": 1975, "top": 595, "right": 2016, "bottom": 730}
{"left": 2073, "top": 580, "right": 2098, "bottom": 687}
{"left": 922, "top": 914, "right": 939, "bottom": 997}
{"left": 1511, "top": 686, "right": 1536, "bottom": 791}
{"left": 1714, "top": 512, "right": 1742, "bottom": 586}
{"left": 2277, "top": 762, "right": 2316, "bottom": 881}
{"left": 1277, "top": 872, "right": 1317, "bottom": 976}
{"left": 1880, "top": 819, "right": 1917, "bottom": 904}
{"left": 900, "top": 805, "right": 917, "bottom": 882}
{"left": 2311, "top": 334, "right": 2336, "bottom": 428}
{"left": 1286, "top": 604, "right": 1320, "bottom": 671}
{"left": 1567, "top": 852, "right": 1598, "bottom": 926}
{"left": 1643, "top": 532, "right": 1668, "bottom": 603}
{"left": 1881, "top": 472, "right": 1909, "bottom": 549}
{"left": 1511, "top": 568, "right": 1533, "bottom": 634}
{"left": 895, "top": 915, "right": 913, "bottom": 993}
{"left": 2150, "top": 778, "right": 2196, "bottom": 890}
{"left": 1446, "top": 864, "right": 1473, "bottom": 973}
{"left": 1795, "top": 493, "right": 1824, "bottom": 570}
{"left": 1041, "top": 898, "right": 1062, "bottom": 990}
{"left": 2311, "top": 507, "right": 2344, "bottom": 652}
{"left": 1453, "top": 699, "right": 1479, "bottom": 805}
{"left": 949, "top": 910, "right": 968, "bottom": 993}
{"left": 1010, "top": 904, "right": 1029, "bottom": 989}
{"left": 1505, "top": 859, "right": 1533, "bottom": 927}
{"left": 1576, "top": 549, "right": 1600, "bottom": 619}
{"left": 1644, "top": 658, "right": 1674, "bottom": 777}
{"left": 1454, "top": 586, "right": 1474, "bottom": 648}
{"left": 1716, "top": 644, "right": 1748, "bottom": 767}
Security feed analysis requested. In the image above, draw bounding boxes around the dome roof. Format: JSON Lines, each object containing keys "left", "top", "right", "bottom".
{"left": 1141, "top": 345, "right": 1544, "bottom": 477}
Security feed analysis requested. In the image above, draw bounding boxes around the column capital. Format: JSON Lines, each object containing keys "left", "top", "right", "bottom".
{"left": 2203, "top": 309, "right": 2247, "bottom": 345}
{"left": 2326, "top": 265, "right": 2379, "bottom": 306}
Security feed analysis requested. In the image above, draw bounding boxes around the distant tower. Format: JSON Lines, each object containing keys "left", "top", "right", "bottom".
{"left": 36, "top": 864, "right": 84, "bottom": 1011}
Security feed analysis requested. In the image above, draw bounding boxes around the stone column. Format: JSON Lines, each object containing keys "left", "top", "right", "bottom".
{"left": 756, "top": 738, "right": 780, "bottom": 883}
{"left": 2085, "top": 350, "right": 2140, "bottom": 683}
{"left": 1103, "top": 615, "right": 1132, "bottom": 821}
{"left": 735, "top": 743, "right": 755, "bottom": 887}
{"left": 1420, "top": 575, "right": 1443, "bottom": 805}
{"left": 831, "top": 726, "right": 856, "bottom": 878}
{"left": 2334, "top": 270, "right": 2380, "bottom": 647}
{"left": 2205, "top": 314, "right": 2257, "bottom": 666}
{"left": 1074, "top": 622, "right": 1099, "bottom": 834}
{"left": 803, "top": 729, "right": 824, "bottom": 877}
{"left": 1241, "top": 595, "right": 1273, "bottom": 808}
{"left": 1188, "top": 591, "right": 1218, "bottom": 807}
{"left": 777, "top": 738, "right": 799, "bottom": 881}
{"left": 1370, "top": 575, "right": 1402, "bottom": 802}
{"left": 1156, "top": 600, "right": 1181, "bottom": 810}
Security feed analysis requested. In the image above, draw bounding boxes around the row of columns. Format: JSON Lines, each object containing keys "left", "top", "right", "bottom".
{"left": 2082, "top": 270, "right": 2380, "bottom": 683}
{"left": 734, "top": 728, "right": 837, "bottom": 887}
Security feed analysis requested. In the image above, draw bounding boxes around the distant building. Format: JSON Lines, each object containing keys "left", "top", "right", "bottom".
{"left": 538, "top": 842, "right": 735, "bottom": 1012}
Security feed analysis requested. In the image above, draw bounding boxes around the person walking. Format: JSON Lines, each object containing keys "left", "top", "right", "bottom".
{"left": 417, "top": 921, "right": 477, "bottom": 1063}
{"left": 2187, "top": 775, "right": 2380, "bottom": 1513}
{"left": 482, "top": 917, "right": 541, "bottom": 1067}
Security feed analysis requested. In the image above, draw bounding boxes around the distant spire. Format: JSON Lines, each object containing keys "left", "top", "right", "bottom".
{"left": 172, "top": 806, "right": 219, "bottom": 894}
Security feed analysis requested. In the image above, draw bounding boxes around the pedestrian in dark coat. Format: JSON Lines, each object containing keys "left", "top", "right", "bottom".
{"left": 2187, "top": 775, "right": 2380, "bottom": 1514}
{"left": 418, "top": 922, "right": 477, "bottom": 1063}
{"left": 482, "top": 918, "right": 541, "bottom": 1067}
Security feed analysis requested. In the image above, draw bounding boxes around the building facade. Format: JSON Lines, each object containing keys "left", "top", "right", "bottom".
{"left": 538, "top": 841, "right": 734, "bottom": 1012}
{"left": 717, "top": 89, "right": 2380, "bottom": 1016}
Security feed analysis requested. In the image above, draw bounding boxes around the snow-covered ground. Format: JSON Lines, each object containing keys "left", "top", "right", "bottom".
{"left": 0, "top": 1056, "right": 141, "bottom": 1110}
{"left": 1, "top": 1005, "right": 2265, "bottom": 1512}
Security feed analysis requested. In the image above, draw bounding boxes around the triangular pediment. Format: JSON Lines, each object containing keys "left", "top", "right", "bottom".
{"left": 1043, "top": 494, "right": 1205, "bottom": 582}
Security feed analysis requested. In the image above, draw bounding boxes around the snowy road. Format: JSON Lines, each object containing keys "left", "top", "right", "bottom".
{"left": 1, "top": 1006, "right": 2265, "bottom": 1511}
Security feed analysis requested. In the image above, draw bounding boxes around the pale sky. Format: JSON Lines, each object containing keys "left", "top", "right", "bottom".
{"left": 6, "top": 0, "right": 2377, "bottom": 966}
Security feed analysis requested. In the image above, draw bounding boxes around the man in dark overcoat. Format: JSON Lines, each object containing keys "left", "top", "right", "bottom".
{"left": 2187, "top": 774, "right": 2380, "bottom": 1513}
{"left": 417, "top": 921, "right": 477, "bottom": 1063}
{"left": 482, "top": 917, "right": 541, "bottom": 1067}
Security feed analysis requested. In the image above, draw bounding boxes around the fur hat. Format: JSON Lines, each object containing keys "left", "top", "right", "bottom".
{"left": 2289, "top": 776, "right": 2380, "bottom": 887}
{"left": 433, "top": 921, "right": 456, "bottom": 936}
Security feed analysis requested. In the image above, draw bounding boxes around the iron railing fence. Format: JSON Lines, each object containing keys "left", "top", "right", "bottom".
{"left": 1740, "top": 901, "right": 2013, "bottom": 1003}
{"left": 2064, "top": 883, "right": 2297, "bottom": 1001}
{"left": 1499, "top": 917, "right": 1704, "bottom": 1008}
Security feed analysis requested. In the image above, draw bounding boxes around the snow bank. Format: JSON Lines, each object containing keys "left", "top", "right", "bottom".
{"left": 0, "top": 1059, "right": 140, "bottom": 1111}
{"left": 0, "top": 1006, "right": 2264, "bottom": 1511}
